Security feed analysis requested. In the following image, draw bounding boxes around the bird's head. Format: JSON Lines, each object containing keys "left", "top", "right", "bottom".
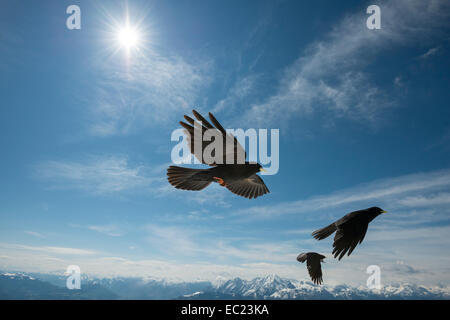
{"left": 257, "top": 163, "right": 267, "bottom": 173}
{"left": 370, "top": 207, "right": 388, "bottom": 215}
{"left": 247, "top": 162, "right": 267, "bottom": 174}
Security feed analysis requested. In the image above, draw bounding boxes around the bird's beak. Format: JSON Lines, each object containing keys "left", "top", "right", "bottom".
{"left": 381, "top": 210, "right": 388, "bottom": 214}
{"left": 260, "top": 168, "right": 267, "bottom": 172}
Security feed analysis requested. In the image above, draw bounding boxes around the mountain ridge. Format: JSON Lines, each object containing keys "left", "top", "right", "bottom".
{"left": 1, "top": 271, "right": 448, "bottom": 300}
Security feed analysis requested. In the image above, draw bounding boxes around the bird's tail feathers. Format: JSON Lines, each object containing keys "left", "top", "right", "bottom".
{"left": 312, "top": 223, "right": 336, "bottom": 240}
{"left": 167, "top": 166, "right": 212, "bottom": 191}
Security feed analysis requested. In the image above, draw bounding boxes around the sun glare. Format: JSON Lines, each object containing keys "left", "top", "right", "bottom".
{"left": 117, "top": 26, "right": 140, "bottom": 49}
{"left": 104, "top": 7, "right": 152, "bottom": 60}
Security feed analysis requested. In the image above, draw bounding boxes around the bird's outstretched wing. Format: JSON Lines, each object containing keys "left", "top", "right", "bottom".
{"left": 225, "top": 174, "right": 269, "bottom": 199}
{"left": 297, "top": 253, "right": 325, "bottom": 285}
{"left": 306, "top": 257, "right": 323, "bottom": 285}
{"left": 332, "top": 222, "right": 368, "bottom": 260}
{"left": 179, "top": 110, "right": 246, "bottom": 166}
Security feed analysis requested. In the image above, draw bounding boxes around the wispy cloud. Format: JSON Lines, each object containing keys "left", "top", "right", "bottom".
{"left": 0, "top": 250, "right": 300, "bottom": 282}
{"left": 144, "top": 224, "right": 202, "bottom": 257}
{"left": 238, "top": 0, "right": 449, "bottom": 126}
{"left": 420, "top": 46, "right": 440, "bottom": 59}
{"left": 35, "top": 155, "right": 156, "bottom": 195}
{"left": 212, "top": 74, "right": 262, "bottom": 114}
{"left": 234, "top": 169, "right": 450, "bottom": 220}
{"left": 2, "top": 215, "right": 450, "bottom": 285}
{"left": 88, "top": 167, "right": 450, "bottom": 284}
{"left": 216, "top": 168, "right": 450, "bottom": 285}
{"left": 0, "top": 243, "right": 99, "bottom": 256}
{"left": 89, "top": 51, "right": 212, "bottom": 136}
{"left": 143, "top": 222, "right": 299, "bottom": 266}
{"left": 1, "top": 238, "right": 448, "bottom": 286}
{"left": 24, "top": 231, "right": 45, "bottom": 238}
{"left": 368, "top": 224, "right": 450, "bottom": 243}
{"left": 397, "top": 192, "right": 450, "bottom": 207}
{"left": 87, "top": 224, "right": 124, "bottom": 237}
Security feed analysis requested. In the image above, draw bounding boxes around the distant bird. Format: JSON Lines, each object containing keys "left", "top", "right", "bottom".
{"left": 167, "top": 110, "right": 269, "bottom": 199}
{"left": 312, "top": 207, "right": 387, "bottom": 260}
{"left": 297, "top": 252, "right": 326, "bottom": 285}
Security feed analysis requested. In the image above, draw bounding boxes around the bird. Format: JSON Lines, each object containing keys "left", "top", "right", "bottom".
{"left": 167, "top": 110, "right": 270, "bottom": 199}
{"left": 312, "top": 207, "right": 387, "bottom": 260}
{"left": 297, "top": 252, "right": 326, "bottom": 285}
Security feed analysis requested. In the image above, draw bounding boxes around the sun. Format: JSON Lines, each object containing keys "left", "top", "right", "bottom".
{"left": 117, "top": 26, "right": 140, "bottom": 49}
{"left": 102, "top": 7, "right": 152, "bottom": 59}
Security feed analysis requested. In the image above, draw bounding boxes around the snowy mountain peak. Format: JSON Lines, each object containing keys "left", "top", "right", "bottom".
{"left": 1, "top": 272, "right": 35, "bottom": 280}
{"left": 1, "top": 271, "right": 449, "bottom": 300}
{"left": 216, "top": 275, "right": 297, "bottom": 298}
{"left": 208, "top": 274, "right": 450, "bottom": 300}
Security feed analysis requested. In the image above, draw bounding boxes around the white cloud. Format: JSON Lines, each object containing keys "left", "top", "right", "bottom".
{"left": 35, "top": 155, "right": 155, "bottom": 195}
{"left": 143, "top": 223, "right": 298, "bottom": 264}
{"left": 2, "top": 210, "right": 450, "bottom": 286}
{"left": 1, "top": 239, "right": 448, "bottom": 286}
{"left": 420, "top": 47, "right": 440, "bottom": 59}
{"left": 0, "top": 243, "right": 99, "bottom": 256}
{"left": 0, "top": 251, "right": 299, "bottom": 282}
{"left": 0, "top": 238, "right": 300, "bottom": 282}
{"left": 27, "top": 163, "right": 450, "bottom": 286}
{"left": 215, "top": 168, "right": 450, "bottom": 285}
{"left": 396, "top": 193, "right": 450, "bottom": 207}
{"left": 240, "top": 0, "right": 449, "bottom": 126}
{"left": 87, "top": 224, "right": 124, "bottom": 237}
{"left": 24, "top": 231, "right": 45, "bottom": 238}
{"left": 89, "top": 52, "right": 212, "bottom": 136}
{"left": 213, "top": 74, "right": 262, "bottom": 113}
{"left": 144, "top": 224, "right": 203, "bottom": 256}
{"left": 234, "top": 169, "right": 450, "bottom": 219}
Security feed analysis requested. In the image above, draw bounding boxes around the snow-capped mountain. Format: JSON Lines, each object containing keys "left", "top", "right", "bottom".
{"left": 270, "top": 281, "right": 450, "bottom": 300}
{"left": 1, "top": 272, "right": 35, "bottom": 281}
{"left": 189, "top": 274, "right": 450, "bottom": 300}
{"left": 0, "top": 272, "right": 118, "bottom": 299}
{"left": 1, "top": 271, "right": 448, "bottom": 300}
{"left": 216, "top": 274, "right": 296, "bottom": 298}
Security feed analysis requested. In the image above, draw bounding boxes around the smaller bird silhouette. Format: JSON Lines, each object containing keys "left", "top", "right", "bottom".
{"left": 297, "top": 252, "right": 326, "bottom": 285}
{"left": 312, "top": 207, "right": 387, "bottom": 260}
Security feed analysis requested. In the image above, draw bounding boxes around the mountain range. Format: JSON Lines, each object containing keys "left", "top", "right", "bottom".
{"left": 0, "top": 272, "right": 448, "bottom": 300}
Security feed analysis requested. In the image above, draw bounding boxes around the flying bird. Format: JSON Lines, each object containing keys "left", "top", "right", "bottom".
{"left": 167, "top": 110, "right": 269, "bottom": 199}
{"left": 297, "top": 252, "right": 326, "bottom": 285}
{"left": 312, "top": 207, "right": 387, "bottom": 260}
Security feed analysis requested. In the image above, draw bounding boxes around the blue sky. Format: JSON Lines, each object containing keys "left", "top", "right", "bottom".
{"left": 0, "top": 0, "right": 450, "bottom": 287}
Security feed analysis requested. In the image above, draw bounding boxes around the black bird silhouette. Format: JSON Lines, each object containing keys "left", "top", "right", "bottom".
{"left": 297, "top": 252, "right": 326, "bottom": 285}
{"left": 312, "top": 207, "right": 387, "bottom": 260}
{"left": 167, "top": 110, "right": 269, "bottom": 199}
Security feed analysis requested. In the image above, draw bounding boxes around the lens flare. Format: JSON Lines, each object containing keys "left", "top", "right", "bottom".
{"left": 117, "top": 26, "right": 140, "bottom": 49}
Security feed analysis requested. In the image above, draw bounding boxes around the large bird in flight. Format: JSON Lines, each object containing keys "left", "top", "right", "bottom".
{"left": 297, "top": 252, "right": 326, "bottom": 285}
{"left": 167, "top": 110, "right": 269, "bottom": 199}
{"left": 312, "top": 207, "right": 387, "bottom": 260}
